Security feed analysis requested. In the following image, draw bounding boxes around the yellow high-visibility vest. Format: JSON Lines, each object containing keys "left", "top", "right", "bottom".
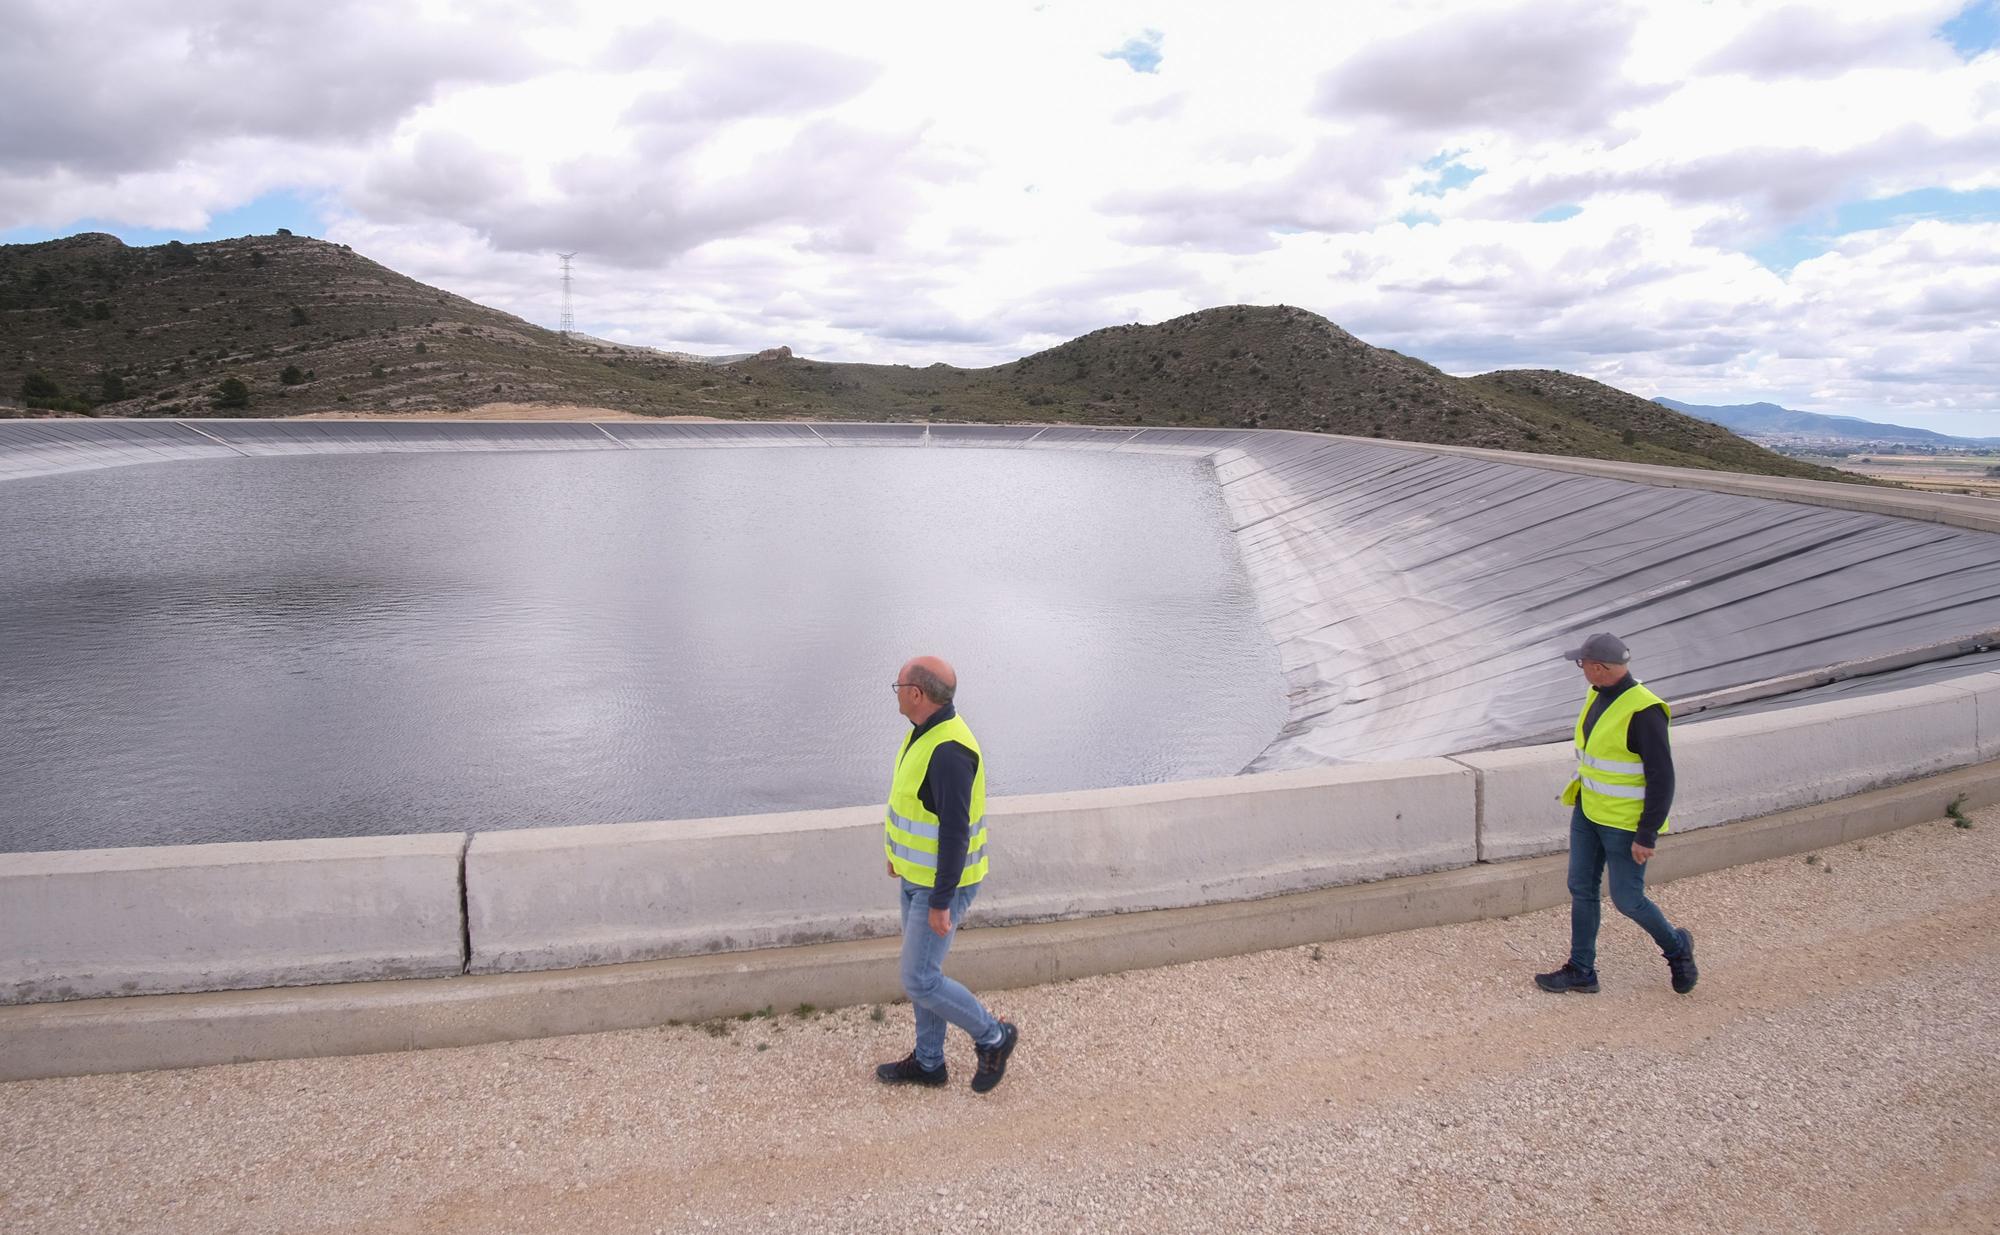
{"left": 884, "top": 714, "right": 988, "bottom": 887}
{"left": 1561, "top": 682, "right": 1672, "bottom": 834}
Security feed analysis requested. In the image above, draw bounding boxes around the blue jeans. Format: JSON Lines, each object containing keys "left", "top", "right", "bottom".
{"left": 899, "top": 879, "right": 1001, "bottom": 1069}
{"left": 1567, "top": 806, "right": 1682, "bottom": 972}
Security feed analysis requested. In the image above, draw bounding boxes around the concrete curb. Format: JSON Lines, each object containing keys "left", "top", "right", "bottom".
{"left": 0, "top": 833, "right": 468, "bottom": 1003}
{"left": 6, "top": 760, "right": 1994, "bottom": 1083}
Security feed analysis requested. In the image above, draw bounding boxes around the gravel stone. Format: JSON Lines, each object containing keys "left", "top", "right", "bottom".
{"left": 2, "top": 810, "right": 1996, "bottom": 1234}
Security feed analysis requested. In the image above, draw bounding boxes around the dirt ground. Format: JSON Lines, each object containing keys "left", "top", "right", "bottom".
{"left": 3, "top": 809, "right": 1996, "bottom": 1235}
{"left": 1816, "top": 453, "right": 2000, "bottom": 498}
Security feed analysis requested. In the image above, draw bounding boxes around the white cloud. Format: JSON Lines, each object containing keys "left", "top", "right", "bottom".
{"left": 0, "top": 0, "right": 545, "bottom": 174}
{"left": 1313, "top": 1, "right": 1670, "bottom": 138}
{"left": 2, "top": 0, "right": 1997, "bottom": 431}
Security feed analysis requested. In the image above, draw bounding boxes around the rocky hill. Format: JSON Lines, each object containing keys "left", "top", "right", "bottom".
{"left": 0, "top": 232, "right": 1857, "bottom": 482}
{"left": 0, "top": 231, "right": 725, "bottom": 418}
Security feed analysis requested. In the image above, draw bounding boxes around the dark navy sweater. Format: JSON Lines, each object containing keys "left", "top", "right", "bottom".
{"left": 902, "top": 704, "right": 981, "bottom": 910}
{"left": 1579, "top": 674, "right": 1675, "bottom": 847}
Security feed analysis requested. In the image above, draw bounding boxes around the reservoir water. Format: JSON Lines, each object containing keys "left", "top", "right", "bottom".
{"left": 0, "top": 447, "right": 1287, "bottom": 852}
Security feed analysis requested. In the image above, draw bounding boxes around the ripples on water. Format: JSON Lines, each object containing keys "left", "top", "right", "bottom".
{"left": 0, "top": 447, "right": 1286, "bottom": 851}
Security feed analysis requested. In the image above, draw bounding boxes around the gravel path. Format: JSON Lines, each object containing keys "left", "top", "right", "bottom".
{"left": 5, "top": 809, "right": 1997, "bottom": 1235}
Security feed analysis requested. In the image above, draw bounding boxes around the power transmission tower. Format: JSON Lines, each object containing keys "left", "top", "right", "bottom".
{"left": 557, "top": 252, "right": 577, "bottom": 338}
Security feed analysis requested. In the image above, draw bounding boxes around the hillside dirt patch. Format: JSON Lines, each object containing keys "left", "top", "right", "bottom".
{"left": 3, "top": 811, "right": 1996, "bottom": 1234}
{"left": 293, "top": 402, "right": 727, "bottom": 423}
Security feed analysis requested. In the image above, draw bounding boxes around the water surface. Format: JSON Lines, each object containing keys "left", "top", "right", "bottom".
{"left": 0, "top": 447, "right": 1285, "bottom": 851}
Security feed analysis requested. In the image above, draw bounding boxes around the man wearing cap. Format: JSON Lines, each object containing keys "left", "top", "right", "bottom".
{"left": 1535, "top": 632, "right": 1698, "bottom": 996}
{"left": 874, "top": 655, "right": 1020, "bottom": 1093}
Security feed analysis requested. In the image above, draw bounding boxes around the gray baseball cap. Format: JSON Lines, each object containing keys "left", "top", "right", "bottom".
{"left": 1564, "top": 632, "right": 1630, "bottom": 664}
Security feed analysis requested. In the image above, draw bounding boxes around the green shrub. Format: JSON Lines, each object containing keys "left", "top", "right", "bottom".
{"left": 279, "top": 364, "right": 305, "bottom": 385}
{"left": 212, "top": 377, "right": 250, "bottom": 409}
{"left": 19, "top": 371, "right": 89, "bottom": 413}
{"left": 20, "top": 371, "right": 59, "bottom": 403}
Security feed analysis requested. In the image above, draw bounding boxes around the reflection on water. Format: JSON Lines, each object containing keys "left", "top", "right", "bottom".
{"left": 0, "top": 447, "right": 1286, "bottom": 851}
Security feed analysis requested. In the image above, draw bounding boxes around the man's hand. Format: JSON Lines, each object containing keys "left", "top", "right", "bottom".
{"left": 887, "top": 859, "right": 897, "bottom": 878}
{"left": 1632, "top": 841, "right": 1655, "bottom": 864}
{"left": 928, "top": 906, "right": 952, "bottom": 937}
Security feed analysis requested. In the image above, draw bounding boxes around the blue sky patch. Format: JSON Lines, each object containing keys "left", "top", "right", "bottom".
{"left": 1398, "top": 210, "right": 1441, "bottom": 227}
{"left": 0, "top": 189, "right": 327, "bottom": 248}
{"left": 1414, "top": 150, "right": 1482, "bottom": 197}
{"left": 1532, "top": 204, "right": 1582, "bottom": 223}
{"left": 1940, "top": 0, "right": 1999, "bottom": 57}
{"left": 1103, "top": 29, "right": 1164, "bottom": 73}
{"left": 1749, "top": 185, "right": 2000, "bottom": 271}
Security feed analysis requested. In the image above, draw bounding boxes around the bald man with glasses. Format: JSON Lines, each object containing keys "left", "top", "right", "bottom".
{"left": 875, "top": 655, "right": 1019, "bottom": 1093}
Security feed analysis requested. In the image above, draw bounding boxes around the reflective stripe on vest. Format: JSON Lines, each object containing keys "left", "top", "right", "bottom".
{"left": 1569, "top": 682, "right": 1671, "bottom": 833}
{"left": 884, "top": 714, "right": 988, "bottom": 888}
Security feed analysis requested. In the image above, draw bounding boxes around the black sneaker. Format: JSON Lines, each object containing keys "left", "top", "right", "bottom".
{"left": 1667, "top": 928, "right": 1698, "bottom": 995}
{"left": 1534, "top": 961, "right": 1600, "bottom": 993}
{"left": 970, "top": 1021, "right": 1018, "bottom": 1094}
{"left": 875, "top": 1054, "right": 948, "bottom": 1087}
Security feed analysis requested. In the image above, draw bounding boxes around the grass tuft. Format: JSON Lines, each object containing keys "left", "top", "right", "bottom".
{"left": 1947, "top": 793, "right": 1972, "bottom": 829}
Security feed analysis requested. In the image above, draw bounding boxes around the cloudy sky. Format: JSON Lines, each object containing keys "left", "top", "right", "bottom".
{"left": 4, "top": 0, "right": 1998, "bottom": 432}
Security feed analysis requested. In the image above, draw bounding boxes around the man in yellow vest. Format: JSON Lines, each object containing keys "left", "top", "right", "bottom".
{"left": 875, "top": 655, "right": 1019, "bottom": 1093}
{"left": 1535, "top": 633, "right": 1698, "bottom": 996}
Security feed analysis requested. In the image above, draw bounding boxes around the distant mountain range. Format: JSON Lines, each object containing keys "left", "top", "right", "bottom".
{"left": 1655, "top": 398, "right": 2000, "bottom": 447}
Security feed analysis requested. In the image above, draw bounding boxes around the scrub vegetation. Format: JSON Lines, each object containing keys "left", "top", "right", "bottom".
{"left": 0, "top": 231, "right": 1859, "bottom": 482}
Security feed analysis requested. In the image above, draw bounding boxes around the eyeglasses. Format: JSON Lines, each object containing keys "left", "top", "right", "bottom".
{"left": 891, "top": 682, "right": 916, "bottom": 692}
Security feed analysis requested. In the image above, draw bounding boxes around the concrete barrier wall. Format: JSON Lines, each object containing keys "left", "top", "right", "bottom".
{"left": 1457, "top": 671, "right": 2000, "bottom": 861}
{"left": 466, "top": 806, "right": 890, "bottom": 974}
{"left": 0, "top": 833, "right": 466, "bottom": 1005}
{"left": 467, "top": 759, "right": 1474, "bottom": 974}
